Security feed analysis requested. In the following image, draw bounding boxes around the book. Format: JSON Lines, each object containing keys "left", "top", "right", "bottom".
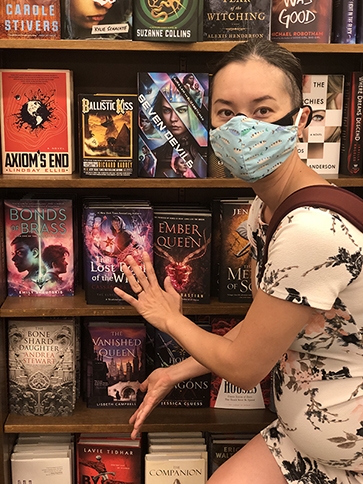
{"left": 0, "top": 69, "right": 74, "bottom": 175}
{"left": 133, "top": 0, "right": 203, "bottom": 42}
{"left": 4, "top": 198, "right": 75, "bottom": 297}
{"left": 298, "top": 74, "right": 345, "bottom": 176}
{"left": 357, "top": 0, "right": 363, "bottom": 42}
{"left": 153, "top": 324, "right": 211, "bottom": 408}
{"left": 77, "top": 435, "right": 142, "bottom": 484}
{"left": 218, "top": 200, "right": 253, "bottom": 303}
{"left": 153, "top": 208, "right": 212, "bottom": 304}
{"left": 82, "top": 319, "right": 146, "bottom": 408}
{"left": 209, "top": 316, "right": 270, "bottom": 409}
{"left": 137, "top": 72, "right": 209, "bottom": 178}
{"left": 82, "top": 199, "right": 153, "bottom": 305}
{"left": 208, "top": 433, "right": 253, "bottom": 477}
{"left": 270, "top": 0, "right": 333, "bottom": 43}
{"left": 62, "top": 0, "right": 132, "bottom": 39}
{"left": 0, "top": 0, "right": 61, "bottom": 40}
{"left": 0, "top": 200, "right": 6, "bottom": 306}
{"left": 145, "top": 453, "right": 206, "bottom": 484}
{"left": 7, "top": 318, "right": 77, "bottom": 416}
{"left": 331, "top": 0, "right": 358, "bottom": 43}
{"left": 339, "top": 72, "right": 363, "bottom": 176}
{"left": 78, "top": 93, "right": 137, "bottom": 178}
{"left": 11, "top": 451, "right": 73, "bottom": 484}
{"left": 203, "top": 0, "right": 271, "bottom": 42}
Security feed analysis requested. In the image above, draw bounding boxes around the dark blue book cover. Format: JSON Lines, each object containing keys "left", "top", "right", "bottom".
{"left": 332, "top": 0, "right": 358, "bottom": 43}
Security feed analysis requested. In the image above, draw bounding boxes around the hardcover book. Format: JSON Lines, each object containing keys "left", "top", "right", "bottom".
{"left": 203, "top": 0, "right": 271, "bottom": 42}
{"left": 133, "top": 0, "right": 203, "bottom": 42}
{"left": 339, "top": 72, "right": 363, "bottom": 176}
{"left": 137, "top": 72, "right": 209, "bottom": 178}
{"left": 62, "top": 0, "right": 132, "bottom": 39}
{"left": 82, "top": 199, "right": 153, "bottom": 305}
{"left": 153, "top": 208, "right": 212, "bottom": 304}
{"left": 4, "top": 198, "right": 75, "bottom": 297}
{"left": 7, "top": 318, "right": 77, "bottom": 416}
{"left": 218, "top": 200, "right": 253, "bottom": 303}
{"left": 208, "top": 434, "right": 253, "bottom": 477}
{"left": 0, "top": 0, "right": 61, "bottom": 40}
{"left": 79, "top": 93, "right": 137, "bottom": 178}
{"left": 82, "top": 319, "right": 146, "bottom": 408}
{"left": 332, "top": 0, "right": 358, "bottom": 43}
{"left": 298, "top": 74, "right": 345, "bottom": 176}
{"left": 357, "top": 1, "right": 363, "bottom": 42}
{"left": 271, "top": 0, "right": 333, "bottom": 43}
{"left": 0, "top": 69, "right": 74, "bottom": 175}
{"left": 145, "top": 453, "right": 206, "bottom": 484}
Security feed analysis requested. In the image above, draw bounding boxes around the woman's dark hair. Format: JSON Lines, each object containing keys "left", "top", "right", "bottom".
{"left": 211, "top": 39, "right": 303, "bottom": 108}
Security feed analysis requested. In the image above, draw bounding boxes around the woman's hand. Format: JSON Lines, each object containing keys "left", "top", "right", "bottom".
{"left": 113, "top": 251, "right": 182, "bottom": 333}
{"left": 129, "top": 367, "right": 176, "bottom": 439}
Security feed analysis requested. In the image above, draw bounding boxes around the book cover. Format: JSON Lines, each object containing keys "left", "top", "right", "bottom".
{"left": 271, "top": 0, "right": 333, "bottom": 43}
{"left": 298, "top": 74, "right": 345, "bottom": 176}
{"left": 154, "top": 325, "right": 211, "bottom": 408}
{"left": 339, "top": 72, "right": 363, "bottom": 176}
{"left": 331, "top": 0, "right": 358, "bottom": 43}
{"left": 0, "top": 69, "right": 74, "bottom": 175}
{"left": 0, "top": 0, "right": 61, "bottom": 40}
{"left": 62, "top": 0, "right": 132, "bottom": 39}
{"left": 145, "top": 453, "right": 206, "bottom": 484}
{"left": 153, "top": 208, "right": 212, "bottom": 304}
{"left": 203, "top": 0, "right": 271, "bottom": 42}
{"left": 7, "top": 318, "right": 77, "bottom": 416}
{"left": 4, "top": 198, "right": 75, "bottom": 297}
{"left": 0, "top": 200, "right": 6, "bottom": 306}
{"left": 357, "top": 0, "right": 363, "bottom": 42}
{"left": 218, "top": 200, "right": 253, "bottom": 303}
{"left": 133, "top": 0, "right": 203, "bottom": 42}
{"left": 208, "top": 435, "right": 252, "bottom": 477}
{"left": 79, "top": 93, "right": 137, "bottom": 178}
{"left": 137, "top": 72, "right": 209, "bottom": 178}
{"left": 77, "top": 438, "right": 141, "bottom": 484}
{"left": 82, "top": 319, "right": 146, "bottom": 408}
{"left": 11, "top": 451, "right": 73, "bottom": 484}
{"left": 209, "top": 316, "right": 270, "bottom": 409}
{"left": 82, "top": 200, "right": 153, "bottom": 305}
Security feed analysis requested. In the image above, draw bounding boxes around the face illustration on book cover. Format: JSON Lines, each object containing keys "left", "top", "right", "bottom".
{"left": 137, "top": 72, "right": 209, "bottom": 178}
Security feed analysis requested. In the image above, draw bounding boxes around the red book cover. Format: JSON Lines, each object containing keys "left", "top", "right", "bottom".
{"left": 4, "top": 198, "right": 74, "bottom": 297}
{"left": 0, "top": 0, "right": 61, "bottom": 40}
{"left": 271, "top": 0, "right": 333, "bottom": 43}
{"left": 0, "top": 69, "right": 74, "bottom": 175}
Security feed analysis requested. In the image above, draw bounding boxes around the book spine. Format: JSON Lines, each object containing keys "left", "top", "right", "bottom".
{"left": 357, "top": 1, "right": 363, "bottom": 42}
{"left": 332, "top": 0, "right": 358, "bottom": 43}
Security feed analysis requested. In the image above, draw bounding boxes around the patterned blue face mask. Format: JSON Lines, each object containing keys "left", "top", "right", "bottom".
{"left": 210, "top": 109, "right": 302, "bottom": 183}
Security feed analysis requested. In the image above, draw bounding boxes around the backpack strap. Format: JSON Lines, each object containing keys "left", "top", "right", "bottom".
{"left": 261, "top": 185, "right": 363, "bottom": 276}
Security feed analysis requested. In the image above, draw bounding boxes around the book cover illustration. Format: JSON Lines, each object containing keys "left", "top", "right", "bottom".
{"left": 4, "top": 199, "right": 74, "bottom": 297}
{"left": 145, "top": 453, "right": 206, "bottom": 484}
{"left": 331, "top": 0, "right": 358, "bottom": 43}
{"left": 82, "top": 320, "right": 146, "bottom": 408}
{"left": 0, "top": 69, "right": 74, "bottom": 175}
{"left": 357, "top": 1, "right": 363, "bottom": 42}
{"left": 298, "top": 74, "right": 344, "bottom": 176}
{"left": 79, "top": 93, "right": 137, "bottom": 178}
{"left": 63, "top": 0, "right": 132, "bottom": 39}
{"left": 137, "top": 72, "right": 209, "bottom": 178}
{"left": 8, "top": 318, "right": 77, "bottom": 416}
{"left": 153, "top": 209, "right": 212, "bottom": 304}
{"left": 83, "top": 200, "right": 153, "bottom": 305}
{"left": 0, "top": 0, "right": 61, "bottom": 40}
{"left": 271, "top": 0, "right": 333, "bottom": 43}
{"left": 133, "top": 0, "right": 203, "bottom": 42}
{"left": 203, "top": 0, "right": 271, "bottom": 42}
{"left": 218, "top": 200, "right": 253, "bottom": 303}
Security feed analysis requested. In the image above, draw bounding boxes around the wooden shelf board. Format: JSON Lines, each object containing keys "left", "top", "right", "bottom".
{"left": 5, "top": 399, "right": 275, "bottom": 434}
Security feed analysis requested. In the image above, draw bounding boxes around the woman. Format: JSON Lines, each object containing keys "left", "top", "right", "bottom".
{"left": 114, "top": 39, "right": 363, "bottom": 483}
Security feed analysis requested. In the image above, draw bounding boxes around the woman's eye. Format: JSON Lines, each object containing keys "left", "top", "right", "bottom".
{"left": 218, "top": 109, "right": 234, "bottom": 118}
{"left": 255, "top": 107, "right": 271, "bottom": 117}
{"left": 312, "top": 113, "right": 324, "bottom": 122}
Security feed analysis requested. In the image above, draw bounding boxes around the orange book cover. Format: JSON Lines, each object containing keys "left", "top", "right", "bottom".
{"left": 0, "top": 69, "right": 74, "bottom": 174}
{"left": 0, "top": 0, "right": 61, "bottom": 40}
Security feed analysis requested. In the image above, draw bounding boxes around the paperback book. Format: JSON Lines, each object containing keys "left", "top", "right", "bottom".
{"left": 82, "top": 319, "right": 146, "bottom": 408}
{"left": 331, "top": 0, "right": 358, "bottom": 43}
{"left": 203, "top": 0, "right": 271, "bottom": 42}
{"left": 0, "top": 69, "right": 74, "bottom": 174}
{"left": 145, "top": 453, "right": 206, "bottom": 484}
{"left": 137, "top": 72, "right": 209, "bottom": 178}
{"left": 62, "top": 0, "right": 132, "bottom": 39}
{"left": 298, "top": 74, "right": 345, "bottom": 176}
{"left": 271, "top": 0, "right": 333, "bottom": 43}
{"left": 133, "top": 0, "right": 203, "bottom": 42}
{"left": 0, "top": 0, "right": 61, "bottom": 40}
{"left": 82, "top": 199, "right": 153, "bottom": 305}
{"left": 79, "top": 93, "right": 137, "bottom": 178}
{"left": 4, "top": 198, "right": 75, "bottom": 297}
{"left": 153, "top": 208, "right": 212, "bottom": 304}
{"left": 8, "top": 318, "right": 77, "bottom": 416}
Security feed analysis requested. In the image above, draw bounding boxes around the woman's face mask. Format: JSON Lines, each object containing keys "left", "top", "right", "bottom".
{"left": 209, "top": 108, "right": 302, "bottom": 183}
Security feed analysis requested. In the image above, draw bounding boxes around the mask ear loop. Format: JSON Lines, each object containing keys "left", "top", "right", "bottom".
{"left": 294, "top": 108, "right": 303, "bottom": 126}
